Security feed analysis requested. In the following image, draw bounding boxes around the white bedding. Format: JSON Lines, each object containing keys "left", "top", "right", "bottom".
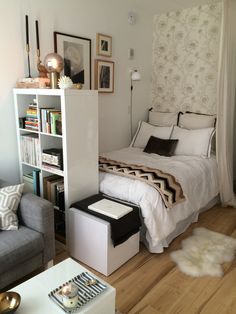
{"left": 99, "top": 147, "right": 219, "bottom": 251}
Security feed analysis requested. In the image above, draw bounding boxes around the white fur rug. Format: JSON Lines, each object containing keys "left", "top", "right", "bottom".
{"left": 170, "top": 227, "right": 236, "bottom": 277}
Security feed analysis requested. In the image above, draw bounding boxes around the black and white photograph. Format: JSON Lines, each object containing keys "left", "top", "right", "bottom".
{"left": 54, "top": 32, "right": 91, "bottom": 89}
{"left": 95, "top": 60, "right": 114, "bottom": 93}
{"left": 96, "top": 33, "right": 112, "bottom": 57}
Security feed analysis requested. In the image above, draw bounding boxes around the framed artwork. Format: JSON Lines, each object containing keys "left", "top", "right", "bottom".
{"left": 95, "top": 60, "right": 114, "bottom": 93}
{"left": 54, "top": 32, "right": 91, "bottom": 89}
{"left": 96, "top": 33, "right": 112, "bottom": 57}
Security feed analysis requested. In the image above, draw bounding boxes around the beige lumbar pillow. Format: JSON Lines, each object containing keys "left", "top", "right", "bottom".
{"left": 0, "top": 184, "right": 24, "bottom": 230}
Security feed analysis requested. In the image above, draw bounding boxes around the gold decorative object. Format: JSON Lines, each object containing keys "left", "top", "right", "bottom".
{"left": 72, "top": 83, "right": 83, "bottom": 90}
{"left": 44, "top": 53, "right": 64, "bottom": 89}
{"left": 0, "top": 291, "right": 21, "bottom": 313}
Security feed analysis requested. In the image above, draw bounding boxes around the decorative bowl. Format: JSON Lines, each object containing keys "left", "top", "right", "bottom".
{"left": 0, "top": 292, "right": 21, "bottom": 314}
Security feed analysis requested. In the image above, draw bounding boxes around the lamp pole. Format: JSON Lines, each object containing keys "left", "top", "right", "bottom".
{"left": 130, "top": 70, "right": 141, "bottom": 140}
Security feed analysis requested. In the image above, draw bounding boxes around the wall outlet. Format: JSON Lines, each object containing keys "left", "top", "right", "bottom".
{"left": 128, "top": 48, "right": 134, "bottom": 60}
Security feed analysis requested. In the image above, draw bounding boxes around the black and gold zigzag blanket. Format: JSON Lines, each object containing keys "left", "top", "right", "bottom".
{"left": 99, "top": 156, "right": 185, "bottom": 209}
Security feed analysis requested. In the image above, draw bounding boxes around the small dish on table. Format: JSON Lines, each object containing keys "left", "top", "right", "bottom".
{"left": 0, "top": 291, "right": 21, "bottom": 314}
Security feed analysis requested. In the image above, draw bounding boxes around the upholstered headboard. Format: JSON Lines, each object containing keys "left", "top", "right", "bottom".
{"left": 151, "top": 3, "right": 222, "bottom": 115}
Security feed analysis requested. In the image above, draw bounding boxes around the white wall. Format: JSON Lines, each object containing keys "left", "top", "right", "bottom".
{"left": 0, "top": 0, "right": 220, "bottom": 184}
{"left": 0, "top": 0, "right": 153, "bottom": 184}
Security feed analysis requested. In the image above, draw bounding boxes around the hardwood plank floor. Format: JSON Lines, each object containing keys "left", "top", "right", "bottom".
{"left": 56, "top": 205, "right": 236, "bottom": 314}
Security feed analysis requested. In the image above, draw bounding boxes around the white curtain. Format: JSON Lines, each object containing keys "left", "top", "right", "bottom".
{"left": 216, "top": 0, "right": 236, "bottom": 206}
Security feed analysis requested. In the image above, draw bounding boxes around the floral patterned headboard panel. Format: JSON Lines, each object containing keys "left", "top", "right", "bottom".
{"left": 151, "top": 3, "right": 222, "bottom": 114}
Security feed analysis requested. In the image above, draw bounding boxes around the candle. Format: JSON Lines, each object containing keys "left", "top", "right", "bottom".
{"left": 25, "top": 15, "right": 29, "bottom": 46}
{"left": 61, "top": 284, "right": 79, "bottom": 308}
{"left": 35, "top": 20, "right": 40, "bottom": 52}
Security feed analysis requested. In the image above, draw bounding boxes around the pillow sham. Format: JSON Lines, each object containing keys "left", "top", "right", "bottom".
{"left": 149, "top": 110, "right": 179, "bottom": 126}
{"left": 178, "top": 112, "right": 216, "bottom": 129}
{"left": 0, "top": 183, "right": 24, "bottom": 230}
{"left": 131, "top": 121, "right": 173, "bottom": 148}
{"left": 143, "top": 136, "right": 178, "bottom": 156}
{"left": 171, "top": 126, "right": 215, "bottom": 157}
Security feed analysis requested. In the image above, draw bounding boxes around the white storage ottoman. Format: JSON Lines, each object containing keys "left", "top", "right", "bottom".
{"left": 68, "top": 207, "right": 140, "bottom": 276}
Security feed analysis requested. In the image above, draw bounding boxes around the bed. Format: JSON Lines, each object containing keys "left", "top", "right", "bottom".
{"left": 99, "top": 112, "right": 219, "bottom": 253}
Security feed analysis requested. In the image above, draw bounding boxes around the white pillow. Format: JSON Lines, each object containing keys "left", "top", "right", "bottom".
{"left": 0, "top": 184, "right": 24, "bottom": 230}
{"left": 171, "top": 126, "right": 215, "bottom": 157}
{"left": 131, "top": 121, "right": 173, "bottom": 148}
{"left": 178, "top": 112, "right": 216, "bottom": 129}
{"left": 149, "top": 110, "right": 178, "bottom": 126}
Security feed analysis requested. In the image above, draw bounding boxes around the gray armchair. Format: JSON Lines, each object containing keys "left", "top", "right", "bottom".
{"left": 0, "top": 192, "right": 55, "bottom": 291}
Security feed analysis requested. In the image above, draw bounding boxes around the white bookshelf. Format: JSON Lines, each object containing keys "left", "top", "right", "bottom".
{"left": 14, "top": 88, "right": 99, "bottom": 244}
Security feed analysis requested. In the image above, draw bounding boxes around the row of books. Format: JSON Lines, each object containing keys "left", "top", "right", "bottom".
{"left": 22, "top": 170, "right": 40, "bottom": 195}
{"left": 43, "top": 175, "right": 65, "bottom": 211}
{"left": 40, "top": 108, "right": 62, "bottom": 135}
{"left": 20, "top": 134, "right": 40, "bottom": 167}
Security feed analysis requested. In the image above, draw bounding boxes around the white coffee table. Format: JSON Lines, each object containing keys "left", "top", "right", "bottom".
{"left": 12, "top": 258, "right": 116, "bottom": 314}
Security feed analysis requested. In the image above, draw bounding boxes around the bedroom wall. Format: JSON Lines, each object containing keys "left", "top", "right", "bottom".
{"left": 0, "top": 0, "right": 153, "bottom": 184}
{"left": 151, "top": 2, "right": 222, "bottom": 114}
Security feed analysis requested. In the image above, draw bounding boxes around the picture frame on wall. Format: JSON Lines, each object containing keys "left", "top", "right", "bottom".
{"left": 96, "top": 33, "right": 112, "bottom": 57}
{"left": 95, "top": 59, "right": 114, "bottom": 93}
{"left": 54, "top": 32, "right": 91, "bottom": 89}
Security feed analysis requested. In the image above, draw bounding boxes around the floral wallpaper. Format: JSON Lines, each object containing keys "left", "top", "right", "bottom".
{"left": 151, "top": 3, "right": 222, "bottom": 114}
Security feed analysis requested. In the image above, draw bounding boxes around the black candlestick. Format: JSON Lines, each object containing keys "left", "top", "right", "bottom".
{"left": 25, "top": 15, "right": 29, "bottom": 45}
{"left": 35, "top": 20, "right": 40, "bottom": 52}
{"left": 25, "top": 15, "right": 31, "bottom": 78}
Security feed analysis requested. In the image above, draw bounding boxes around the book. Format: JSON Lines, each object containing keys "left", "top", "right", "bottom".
{"left": 32, "top": 169, "right": 40, "bottom": 196}
{"left": 23, "top": 169, "right": 40, "bottom": 195}
{"left": 43, "top": 175, "right": 60, "bottom": 199}
{"left": 55, "top": 182, "right": 65, "bottom": 211}
{"left": 50, "top": 111, "right": 61, "bottom": 135}
{"left": 88, "top": 198, "right": 133, "bottom": 219}
{"left": 47, "top": 177, "right": 63, "bottom": 204}
{"left": 42, "top": 148, "right": 63, "bottom": 169}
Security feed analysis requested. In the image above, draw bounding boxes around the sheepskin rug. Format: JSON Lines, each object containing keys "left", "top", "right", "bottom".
{"left": 170, "top": 227, "right": 236, "bottom": 277}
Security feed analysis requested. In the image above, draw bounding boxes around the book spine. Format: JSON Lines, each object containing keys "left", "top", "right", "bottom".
{"left": 32, "top": 169, "right": 40, "bottom": 196}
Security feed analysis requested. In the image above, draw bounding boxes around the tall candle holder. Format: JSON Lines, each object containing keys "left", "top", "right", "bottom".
{"left": 35, "top": 20, "right": 48, "bottom": 78}
{"left": 25, "top": 15, "right": 31, "bottom": 78}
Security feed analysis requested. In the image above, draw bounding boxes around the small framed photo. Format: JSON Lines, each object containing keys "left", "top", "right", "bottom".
{"left": 95, "top": 60, "right": 114, "bottom": 93}
{"left": 96, "top": 33, "right": 112, "bottom": 57}
{"left": 54, "top": 32, "right": 91, "bottom": 89}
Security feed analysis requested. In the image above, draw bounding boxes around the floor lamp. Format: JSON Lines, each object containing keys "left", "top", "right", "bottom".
{"left": 130, "top": 70, "right": 141, "bottom": 140}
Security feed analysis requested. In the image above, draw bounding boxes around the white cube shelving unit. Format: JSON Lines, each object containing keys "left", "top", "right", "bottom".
{"left": 13, "top": 88, "right": 99, "bottom": 244}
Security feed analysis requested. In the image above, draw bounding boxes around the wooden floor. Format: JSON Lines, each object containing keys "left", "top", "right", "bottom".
{"left": 56, "top": 205, "right": 236, "bottom": 314}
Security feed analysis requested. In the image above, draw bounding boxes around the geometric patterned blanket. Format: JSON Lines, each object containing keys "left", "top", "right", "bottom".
{"left": 99, "top": 156, "right": 185, "bottom": 209}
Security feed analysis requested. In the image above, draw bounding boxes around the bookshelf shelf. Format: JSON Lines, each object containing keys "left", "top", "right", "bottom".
{"left": 21, "top": 162, "right": 41, "bottom": 169}
{"left": 42, "top": 166, "right": 64, "bottom": 177}
{"left": 14, "top": 88, "right": 99, "bottom": 245}
{"left": 19, "top": 128, "right": 39, "bottom": 134}
{"left": 40, "top": 132, "right": 63, "bottom": 138}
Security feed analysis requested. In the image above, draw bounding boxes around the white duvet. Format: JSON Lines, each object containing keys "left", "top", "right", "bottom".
{"left": 99, "top": 147, "right": 219, "bottom": 250}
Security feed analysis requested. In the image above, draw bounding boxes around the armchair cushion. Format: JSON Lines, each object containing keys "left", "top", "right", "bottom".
{"left": 0, "top": 184, "right": 24, "bottom": 230}
{"left": 18, "top": 193, "right": 55, "bottom": 264}
{"left": 0, "top": 226, "right": 44, "bottom": 274}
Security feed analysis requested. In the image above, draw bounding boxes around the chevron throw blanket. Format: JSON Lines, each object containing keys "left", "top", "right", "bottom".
{"left": 99, "top": 156, "right": 185, "bottom": 209}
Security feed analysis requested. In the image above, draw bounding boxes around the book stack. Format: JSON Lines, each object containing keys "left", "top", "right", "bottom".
{"left": 23, "top": 170, "right": 40, "bottom": 195}
{"left": 20, "top": 134, "right": 40, "bottom": 166}
{"left": 25, "top": 101, "right": 39, "bottom": 131}
{"left": 42, "top": 148, "right": 63, "bottom": 174}
{"left": 43, "top": 175, "right": 65, "bottom": 211}
{"left": 40, "top": 108, "right": 62, "bottom": 135}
